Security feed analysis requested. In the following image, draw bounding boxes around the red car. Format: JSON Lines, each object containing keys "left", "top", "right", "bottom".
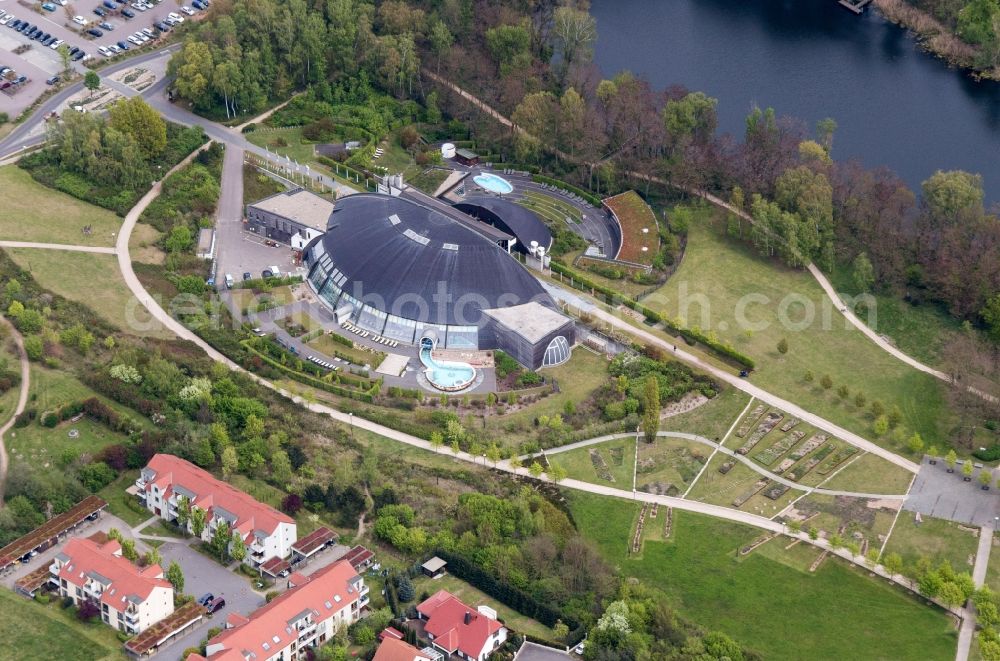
{"left": 207, "top": 597, "right": 226, "bottom": 614}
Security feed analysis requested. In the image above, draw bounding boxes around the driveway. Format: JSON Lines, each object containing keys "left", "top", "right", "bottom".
{"left": 155, "top": 542, "right": 265, "bottom": 660}
{"left": 514, "top": 642, "right": 573, "bottom": 661}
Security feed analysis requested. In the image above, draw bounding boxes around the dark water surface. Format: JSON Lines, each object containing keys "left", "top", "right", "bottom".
{"left": 591, "top": 0, "right": 1000, "bottom": 202}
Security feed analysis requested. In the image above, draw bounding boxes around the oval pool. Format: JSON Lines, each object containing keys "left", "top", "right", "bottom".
{"left": 419, "top": 338, "right": 476, "bottom": 391}
{"left": 473, "top": 172, "right": 514, "bottom": 195}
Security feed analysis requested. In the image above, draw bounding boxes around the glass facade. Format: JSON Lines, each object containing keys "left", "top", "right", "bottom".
{"left": 542, "top": 335, "right": 570, "bottom": 367}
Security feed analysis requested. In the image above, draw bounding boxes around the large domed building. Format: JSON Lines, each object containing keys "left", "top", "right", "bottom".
{"left": 302, "top": 194, "right": 574, "bottom": 369}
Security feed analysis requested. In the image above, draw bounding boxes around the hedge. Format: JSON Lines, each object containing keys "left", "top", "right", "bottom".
{"left": 973, "top": 445, "right": 1000, "bottom": 462}
{"left": 531, "top": 175, "right": 603, "bottom": 208}
{"left": 241, "top": 341, "right": 376, "bottom": 403}
{"left": 432, "top": 550, "right": 578, "bottom": 631}
{"left": 550, "top": 261, "right": 755, "bottom": 370}
{"left": 256, "top": 338, "right": 373, "bottom": 388}
{"left": 236, "top": 275, "right": 303, "bottom": 290}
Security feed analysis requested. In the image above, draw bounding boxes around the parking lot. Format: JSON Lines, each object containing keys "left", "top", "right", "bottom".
{"left": 0, "top": 43, "right": 52, "bottom": 117}
{"left": 155, "top": 542, "right": 264, "bottom": 660}
{"left": 0, "top": 0, "right": 205, "bottom": 74}
{"left": 215, "top": 226, "right": 306, "bottom": 291}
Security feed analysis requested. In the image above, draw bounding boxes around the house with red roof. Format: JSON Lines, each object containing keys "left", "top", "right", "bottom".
{"left": 136, "top": 454, "right": 297, "bottom": 568}
{"left": 50, "top": 536, "right": 174, "bottom": 635}
{"left": 373, "top": 638, "right": 435, "bottom": 661}
{"left": 417, "top": 590, "right": 507, "bottom": 661}
{"left": 187, "top": 559, "right": 369, "bottom": 661}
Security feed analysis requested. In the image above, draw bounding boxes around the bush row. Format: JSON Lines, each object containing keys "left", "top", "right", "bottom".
{"left": 241, "top": 341, "right": 376, "bottom": 403}
{"left": 550, "top": 261, "right": 755, "bottom": 369}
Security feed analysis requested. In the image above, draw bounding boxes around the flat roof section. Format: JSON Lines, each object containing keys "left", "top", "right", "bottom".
{"left": 421, "top": 556, "right": 447, "bottom": 573}
{"left": 483, "top": 302, "right": 572, "bottom": 344}
{"left": 124, "top": 601, "right": 206, "bottom": 658}
{"left": 0, "top": 495, "right": 107, "bottom": 571}
{"left": 291, "top": 526, "right": 337, "bottom": 558}
{"left": 249, "top": 189, "right": 336, "bottom": 232}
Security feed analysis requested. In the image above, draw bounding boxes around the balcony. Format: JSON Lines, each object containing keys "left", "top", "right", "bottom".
{"left": 124, "top": 610, "right": 139, "bottom": 624}
{"left": 296, "top": 622, "right": 318, "bottom": 641}
{"left": 134, "top": 478, "right": 146, "bottom": 490}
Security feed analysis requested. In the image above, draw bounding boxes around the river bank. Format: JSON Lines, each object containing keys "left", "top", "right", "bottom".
{"left": 873, "top": 0, "right": 1000, "bottom": 81}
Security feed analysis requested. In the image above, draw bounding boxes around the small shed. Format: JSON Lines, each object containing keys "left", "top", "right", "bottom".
{"left": 454, "top": 148, "right": 479, "bottom": 166}
{"left": 421, "top": 556, "right": 447, "bottom": 579}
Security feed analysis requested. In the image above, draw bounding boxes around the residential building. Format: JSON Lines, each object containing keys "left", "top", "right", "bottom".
{"left": 50, "top": 536, "right": 173, "bottom": 635}
{"left": 416, "top": 590, "right": 508, "bottom": 661}
{"left": 136, "top": 454, "right": 297, "bottom": 567}
{"left": 188, "top": 559, "right": 369, "bottom": 661}
{"left": 373, "top": 638, "right": 434, "bottom": 661}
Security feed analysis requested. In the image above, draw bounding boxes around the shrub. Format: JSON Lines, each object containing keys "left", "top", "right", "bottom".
{"left": 302, "top": 117, "right": 338, "bottom": 142}
{"left": 265, "top": 590, "right": 280, "bottom": 603}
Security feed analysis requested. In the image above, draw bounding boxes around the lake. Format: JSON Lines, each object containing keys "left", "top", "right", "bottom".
{"left": 591, "top": 0, "right": 1000, "bottom": 202}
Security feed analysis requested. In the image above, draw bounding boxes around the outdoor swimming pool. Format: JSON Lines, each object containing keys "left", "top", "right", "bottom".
{"left": 420, "top": 338, "right": 476, "bottom": 391}
{"left": 473, "top": 172, "right": 514, "bottom": 195}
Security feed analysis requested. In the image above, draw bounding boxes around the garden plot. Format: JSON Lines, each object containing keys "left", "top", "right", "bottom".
{"left": 736, "top": 411, "right": 784, "bottom": 455}
{"left": 635, "top": 437, "right": 707, "bottom": 496}
{"left": 786, "top": 494, "right": 898, "bottom": 554}
{"left": 732, "top": 403, "right": 767, "bottom": 441}
{"left": 557, "top": 438, "right": 636, "bottom": 486}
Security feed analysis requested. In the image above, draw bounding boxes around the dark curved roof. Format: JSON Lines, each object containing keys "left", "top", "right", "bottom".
{"left": 453, "top": 196, "right": 552, "bottom": 252}
{"left": 316, "top": 194, "right": 550, "bottom": 326}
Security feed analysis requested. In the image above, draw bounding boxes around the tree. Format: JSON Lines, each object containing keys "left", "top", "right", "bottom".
{"left": 428, "top": 20, "right": 453, "bottom": 74}
{"left": 271, "top": 450, "right": 293, "bottom": 485}
{"left": 907, "top": 433, "right": 925, "bottom": 455}
{"left": 854, "top": 392, "right": 867, "bottom": 409}
{"left": 816, "top": 117, "right": 838, "bottom": 152}
{"left": 108, "top": 528, "right": 123, "bottom": 542}
{"left": 166, "top": 560, "right": 184, "bottom": 593}
{"left": 549, "top": 463, "right": 567, "bottom": 484}
{"left": 529, "top": 462, "right": 544, "bottom": 479}
{"left": 983, "top": 293, "right": 1000, "bottom": 344}
{"left": 221, "top": 446, "right": 237, "bottom": 479}
{"left": 981, "top": 469, "right": 993, "bottom": 489}
{"left": 108, "top": 97, "right": 167, "bottom": 158}
{"left": 176, "top": 494, "right": 191, "bottom": 528}
{"left": 808, "top": 526, "right": 819, "bottom": 540}
{"left": 820, "top": 374, "right": 833, "bottom": 390}
{"left": 57, "top": 43, "right": 72, "bottom": 77}
{"left": 939, "top": 581, "right": 966, "bottom": 608}
{"left": 84, "top": 71, "right": 100, "bottom": 98}
{"left": 191, "top": 506, "right": 206, "bottom": 538}
{"left": 509, "top": 455, "right": 522, "bottom": 471}
{"left": 852, "top": 252, "right": 876, "bottom": 294}
{"left": 865, "top": 548, "right": 880, "bottom": 568}
{"left": 551, "top": 6, "right": 597, "bottom": 84}
{"left": 396, "top": 574, "right": 414, "bottom": 602}
{"left": 77, "top": 599, "right": 100, "bottom": 622}
{"left": 485, "top": 22, "right": 531, "bottom": 75}
{"left": 641, "top": 375, "right": 660, "bottom": 443}
{"left": 230, "top": 531, "right": 246, "bottom": 563}
{"left": 120, "top": 538, "right": 138, "bottom": 562}
{"left": 921, "top": 170, "right": 984, "bottom": 220}
{"left": 946, "top": 449, "right": 958, "bottom": 472}
{"left": 553, "top": 619, "right": 570, "bottom": 642}
{"left": 663, "top": 91, "right": 718, "bottom": 151}
{"left": 145, "top": 546, "right": 162, "bottom": 567}
{"left": 211, "top": 522, "right": 230, "bottom": 562}
{"left": 777, "top": 338, "right": 788, "bottom": 355}
{"left": 837, "top": 385, "right": 850, "bottom": 400}
{"left": 804, "top": 370, "right": 814, "bottom": 383}
{"left": 873, "top": 415, "right": 889, "bottom": 436}
{"left": 964, "top": 460, "right": 975, "bottom": 480}
{"left": 486, "top": 443, "right": 501, "bottom": 467}
{"left": 883, "top": 552, "right": 903, "bottom": 578}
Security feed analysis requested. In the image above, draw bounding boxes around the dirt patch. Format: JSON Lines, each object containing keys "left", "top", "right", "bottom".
{"left": 661, "top": 392, "right": 709, "bottom": 419}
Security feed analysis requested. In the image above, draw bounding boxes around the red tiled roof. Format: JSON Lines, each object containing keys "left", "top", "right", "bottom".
{"left": 341, "top": 545, "right": 373, "bottom": 570}
{"left": 259, "top": 556, "right": 291, "bottom": 577}
{"left": 58, "top": 537, "right": 171, "bottom": 609}
{"left": 291, "top": 526, "right": 336, "bottom": 556}
{"left": 144, "top": 454, "right": 293, "bottom": 541}
{"left": 373, "top": 638, "right": 433, "bottom": 661}
{"left": 417, "top": 590, "right": 505, "bottom": 659}
{"left": 379, "top": 626, "right": 404, "bottom": 641}
{"left": 203, "top": 560, "right": 362, "bottom": 660}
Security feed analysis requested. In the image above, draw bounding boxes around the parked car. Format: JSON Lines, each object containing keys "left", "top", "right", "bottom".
{"left": 117, "top": 40, "right": 129, "bottom": 49}
{"left": 71, "top": 50, "right": 85, "bottom": 60}
{"left": 141, "top": 27, "right": 154, "bottom": 36}
{"left": 207, "top": 597, "right": 226, "bottom": 614}
{"left": 103, "top": 0, "right": 118, "bottom": 8}
{"left": 127, "top": 35, "right": 140, "bottom": 45}
{"left": 168, "top": 11, "right": 183, "bottom": 21}
{"left": 45, "top": 75, "right": 59, "bottom": 85}
{"left": 190, "top": 1, "right": 203, "bottom": 9}
{"left": 130, "top": 2, "right": 146, "bottom": 11}
{"left": 268, "top": 265, "right": 281, "bottom": 278}
{"left": 197, "top": 593, "right": 214, "bottom": 606}
{"left": 87, "top": 28, "right": 104, "bottom": 37}
{"left": 43, "top": 35, "right": 57, "bottom": 45}
{"left": 155, "top": 21, "right": 169, "bottom": 31}
{"left": 261, "top": 269, "right": 273, "bottom": 279}
{"left": 98, "top": 46, "right": 111, "bottom": 56}
{"left": 242, "top": 272, "right": 252, "bottom": 281}
{"left": 13, "top": 75, "right": 25, "bottom": 84}
{"left": 41, "top": 3, "right": 57, "bottom": 12}
{"left": 72, "top": 15, "right": 87, "bottom": 24}
{"left": 49, "top": 39, "right": 64, "bottom": 49}
{"left": 0, "top": 15, "right": 12, "bottom": 25}
{"left": 68, "top": 46, "right": 80, "bottom": 55}
{"left": 224, "top": 273, "right": 234, "bottom": 289}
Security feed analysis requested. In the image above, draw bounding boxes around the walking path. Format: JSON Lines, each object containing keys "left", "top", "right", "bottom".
{"left": 0, "top": 317, "right": 29, "bottom": 505}
{"left": 0, "top": 241, "right": 117, "bottom": 254}
{"left": 544, "top": 281, "right": 921, "bottom": 473}
{"left": 956, "top": 525, "right": 994, "bottom": 661}
{"left": 539, "top": 431, "right": 907, "bottom": 500}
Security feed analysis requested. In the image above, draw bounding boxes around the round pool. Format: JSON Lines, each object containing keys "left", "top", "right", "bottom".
{"left": 419, "top": 338, "right": 476, "bottom": 391}
{"left": 473, "top": 172, "right": 514, "bottom": 195}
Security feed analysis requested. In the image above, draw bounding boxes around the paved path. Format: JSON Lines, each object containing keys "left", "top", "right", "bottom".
{"left": 540, "top": 431, "right": 907, "bottom": 500}
{"left": 956, "top": 526, "right": 994, "bottom": 661}
{"left": 0, "top": 317, "right": 29, "bottom": 505}
{"left": 0, "top": 241, "right": 116, "bottom": 254}
{"left": 544, "top": 281, "right": 921, "bottom": 474}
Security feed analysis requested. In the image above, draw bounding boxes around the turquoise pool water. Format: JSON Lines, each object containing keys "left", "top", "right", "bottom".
{"left": 420, "top": 339, "right": 476, "bottom": 391}
{"left": 473, "top": 172, "right": 513, "bottom": 195}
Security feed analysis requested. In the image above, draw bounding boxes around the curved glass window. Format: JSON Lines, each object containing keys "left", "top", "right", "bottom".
{"left": 542, "top": 335, "right": 570, "bottom": 367}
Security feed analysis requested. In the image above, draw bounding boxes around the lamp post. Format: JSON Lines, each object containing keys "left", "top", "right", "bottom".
{"left": 348, "top": 412, "right": 353, "bottom": 440}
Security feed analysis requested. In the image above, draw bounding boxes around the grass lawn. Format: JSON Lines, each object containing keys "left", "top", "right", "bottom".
{"left": 137, "top": 520, "right": 188, "bottom": 540}
{"left": 7, "top": 417, "right": 130, "bottom": 469}
{"left": 0, "top": 588, "right": 123, "bottom": 661}
{"left": 792, "top": 494, "right": 897, "bottom": 548}
{"left": 307, "top": 332, "right": 384, "bottom": 367}
{"left": 411, "top": 573, "right": 554, "bottom": 640}
{"left": 0, "top": 166, "right": 123, "bottom": 247}
{"left": 883, "top": 513, "right": 979, "bottom": 576}
{"left": 569, "top": 491, "right": 957, "bottom": 660}
{"left": 554, "top": 437, "right": 636, "bottom": 487}
{"left": 635, "top": 436, "right": 707, "bottom": 495}
{"left": 984, "top": 532, "right": 1000, "bottom": 593}
{"left": 6, "top": 249, "right": 171, "bottom": 338}
{"left": 243, "top": 163, "right": 288, "bottom": 206}
{"left": 644, "top": 217, "right": 950, "bottom": 450}
{"left": 819, "top": 452, "right": 915, "bottom": 494}
{"left": 245, "top": 127, "right": 316, "bottom": 163}
{"left": 662, "top": 389, "right": 751, "bottom": 442}
{"left": 407, "top": 167, "right": 453, "bottom": 196}
{"left": 128, "top": 222, "right": 165, "bottom": 265}
{"left": 98, "top": 473, "right": 150, "bottom": 527}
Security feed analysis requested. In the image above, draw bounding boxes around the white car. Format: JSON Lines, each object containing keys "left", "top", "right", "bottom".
{"left": 49, "top": 38, "right": 63, "bottom": 49}
{"left": 167, "top": 11, "right": 183, "bottom": 21}
{"left": 0, "top": 15, "right": 11, "bottom": 25}
{"left": 56, "top": 0, "right": 68, "bottom": 5}
{"left": 97, "top": 46, "right": 111, "bottom": 57}
{"left": 72, "top": 15, "right": 87, "bottom": 25}
{"left": 127, "top": 35, "right": 140, "bottom": 45}
{"left": 180, "top": 5, "right": 194, "bottom": 14}
{"left": 130, "top": 2, "right": 146, "bottom": 10}
{"left": 141, "top": 27, "right": 154, "bottom": 36}
{"left": 108, "top": 44, "right": 120, "bottom": 53}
